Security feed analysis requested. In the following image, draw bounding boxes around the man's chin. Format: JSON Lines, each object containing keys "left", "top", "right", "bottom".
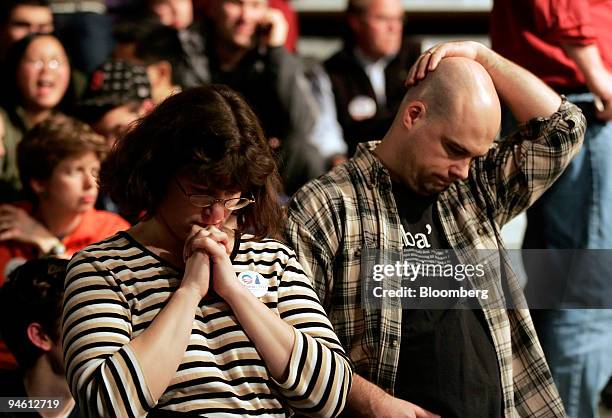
{"left": 232, "top": 32, "right": 255, "bottom": 49}
{"left": 424, "top": 182, "right": 451, "bottom": 195}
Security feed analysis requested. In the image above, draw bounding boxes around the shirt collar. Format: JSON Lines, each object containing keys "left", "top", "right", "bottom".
{"left": 353, "top": 47, "right": 396, "bottom": 69}
{"left": 353, "top": 141, "right": 393, "bottom": 191}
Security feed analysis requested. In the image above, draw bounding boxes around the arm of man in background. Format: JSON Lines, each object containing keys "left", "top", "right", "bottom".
{"left": 260, "top": 7, "right": 326, "bottom": 193}
{"left": 532, "top": 0, "right": 612, "bottom": 120}
{"left": 562, "top": 43, "right": 612, "bottom": 119}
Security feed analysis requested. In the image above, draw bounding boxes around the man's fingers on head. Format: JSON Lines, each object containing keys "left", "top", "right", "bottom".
{"left": 406, "top": 54, "right": 430, "bottom": 86}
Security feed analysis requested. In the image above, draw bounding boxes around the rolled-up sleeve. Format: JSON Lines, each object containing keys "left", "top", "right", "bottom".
{"left": 482, "top": 98, "right": 586, "bottom": 225}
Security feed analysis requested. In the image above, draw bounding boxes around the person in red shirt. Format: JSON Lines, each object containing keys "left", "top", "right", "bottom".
{"left": 491, "top": 1, "right": 612, "bottom": 417}
{"left": 0, "top": 113, "right": 129, "bottom": 369}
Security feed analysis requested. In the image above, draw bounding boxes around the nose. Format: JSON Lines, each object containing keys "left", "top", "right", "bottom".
{"left": 449, "top": 159, "right": 471, "bottom": 181}
{"left": 84, "top": 171, "right": 96, "bottom": 190}
{"left": 241, "top": 3, "right": 258, "bottom": 22}
{"left": 388, "top": 17, "right": 402, "bottom": 32}
{"left": 201, "top": 202, "right": 226, "bottom": 224}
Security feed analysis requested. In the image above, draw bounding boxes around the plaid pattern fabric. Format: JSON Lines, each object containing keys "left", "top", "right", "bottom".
{"left": 286, "top": 99, "right": 585, "bottom": 417}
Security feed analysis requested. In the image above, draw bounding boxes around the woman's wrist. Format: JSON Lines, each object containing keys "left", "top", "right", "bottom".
{"left": 174, "top": 286, "right": 204, "bottom": 309}
{"left": 218, "top": 280, "right": 249, "bottom": 306}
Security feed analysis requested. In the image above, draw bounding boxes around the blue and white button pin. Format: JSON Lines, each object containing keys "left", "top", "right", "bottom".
{"left": 238, "top": 271, "right": 268, "bottom": 297}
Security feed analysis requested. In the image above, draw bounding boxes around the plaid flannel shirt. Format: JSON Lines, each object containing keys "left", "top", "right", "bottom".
{"left": 285, "top": 99, "right": 585, "bottom": 417}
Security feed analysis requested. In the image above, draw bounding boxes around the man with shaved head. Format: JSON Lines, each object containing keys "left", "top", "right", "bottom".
{"left": 286, "top": 41, "right": 585, "bottom": 417}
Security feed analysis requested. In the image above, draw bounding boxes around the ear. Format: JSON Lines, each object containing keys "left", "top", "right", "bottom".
{"left": 26, "top": 323, "right": 53, "bottom": 352}
{"left": 347, "top": 13, "right": 361, "bottom": 33}
{"left": 138, "top": 99, "right": 155, "bottom": 116}
{"left": 156, "top": 60, "right": 173, "bottom": 84}
{"left": 402, "top": 101, "right": 427, "bottom": 130}
{"left": 146, "top": 61, "right": 172, "bottom": 86}
{"left": 29, "top": 178, "right": 48, "bottom": 197}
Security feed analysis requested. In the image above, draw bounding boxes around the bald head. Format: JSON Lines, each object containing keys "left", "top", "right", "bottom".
{"left": 401, "top": 57, "right": 501, "bottom": 132}
{"left": 376, "top": 57, "right": 502, "bottom": 195}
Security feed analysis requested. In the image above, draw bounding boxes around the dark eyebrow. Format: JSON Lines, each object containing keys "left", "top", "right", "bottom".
{"left": 443, "top": 136, "right": 470, "bottom": 156}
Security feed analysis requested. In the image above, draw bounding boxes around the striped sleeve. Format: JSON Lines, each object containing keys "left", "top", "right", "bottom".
{"left": 270, "top": 253, "right": 352, "bottom": 417}
{"left": 62, "top": 249, "right": 156, "bottom": 418}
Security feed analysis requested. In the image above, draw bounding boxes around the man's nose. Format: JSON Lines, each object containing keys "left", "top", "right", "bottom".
{"left": 449, "top": 159, "right": 471, "bottom": 181}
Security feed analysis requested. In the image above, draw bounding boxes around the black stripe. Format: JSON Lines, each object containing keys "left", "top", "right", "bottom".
{"left": 166, "top": 375, "right": 269, "bottom": 392}
{"left": 286, "top": 332, "right": 309, "bottom": 393}
{"left": 95, "top": 366, "right": 120, "bottom": 418}
{"left": 287, "top": 337, "right": 323, "bottom": 403}
{"left": 177, "top": 358, "right": 265, "bottom": 372}
{"left": 233, "top": 258, "right": 284, "bottom": 268}
{"left": 182, "top": 406, "right": 287, "bottom": 416}
{"left": 189, "top": 323, "right": 243, "bottom": 339}
{"left": 107, "top": 358, "right": 138, "bottom": 418}
{"left": 278, "top": 294, "right": 320, "bottom": 305}
{"left": 160, "top": 388, "right": 278, "bottom": 405}
{"left": 63, "top": 310, "right": 129, "bottom": 345}
{"left": 184, "top": 340, "right": 256, "bottom": 356}
{"left": 278, "top": 280, "right": 311, "bottom": 290}
{"left": 63, "top": 296, "right": 129, "bottom": 321}
{"left": 236, "top": 246, "right": 292, "bottom": 258}
{"left": 299, "top": 350, "right": 337, "bottom": 413}
{"left": 65, "top": 325, "right": 130, "bottom": 354}
{"left": 67, "top": 341, "right": 122, "bottom": 370}
{"left": 331, "top": 367, "right": 351, "bottom": 417}
{"left": 280, "top": 307, "right": 326, "bottom": 317}
{"left": 118, "top": 348, "right": 152, "bottom": 412}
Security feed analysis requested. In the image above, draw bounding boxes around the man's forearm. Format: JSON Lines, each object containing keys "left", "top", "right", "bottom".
{"left": 346, "top": 374, "right": 439, "bottom": 418}
{"left": 475, "top": 44, "right": 562, "bottom": 123}
{"left": 562, "top": 43, "right": 612, "bottom": 99}
{"left": 346, "top": 374, "right": 387, "bottom": 416}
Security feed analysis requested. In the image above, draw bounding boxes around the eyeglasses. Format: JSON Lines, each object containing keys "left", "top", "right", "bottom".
{"left": 175, "top": 178, "right": 255, "bottom": 210}
{"left": 24, "top": 58, "right": 64, "bottom": 70}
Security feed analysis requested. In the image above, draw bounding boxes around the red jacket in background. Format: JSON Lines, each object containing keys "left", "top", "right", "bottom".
{"left": 0, "top": 204, "right": 130, "bottom": 369}
{"left": 491, "top": 0, "right": 612, "bottom": 90}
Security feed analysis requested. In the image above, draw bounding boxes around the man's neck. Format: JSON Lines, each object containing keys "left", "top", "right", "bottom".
{"left": 23, "top": 357, "right": 75, "bottom": 418}
{"left": 354, "top": 45, "right": 392, "bottom": 65}
{"left": 23, "top": 108, "right": 51, "bottom": 128}
{"left": 215, "top": 42, "right": 249, "bottom": 72}
{"left": 372, "top": 138, "right": 407, "bottom": 184}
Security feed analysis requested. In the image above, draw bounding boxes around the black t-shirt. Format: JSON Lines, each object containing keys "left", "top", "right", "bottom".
{"left": 391, "top": 181, "right": 502, "bottom": 418}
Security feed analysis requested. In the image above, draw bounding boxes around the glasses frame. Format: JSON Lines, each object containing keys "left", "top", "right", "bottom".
{"left": 174, "top": 178, "right": 255, "bottom": 210}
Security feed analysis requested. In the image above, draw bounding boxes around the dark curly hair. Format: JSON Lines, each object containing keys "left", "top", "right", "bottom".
{"left": 0, "top": 258, "right": 68, "bottom": 370}
{"left": 100, "top": 85, "right": 284, "bottom": 240}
